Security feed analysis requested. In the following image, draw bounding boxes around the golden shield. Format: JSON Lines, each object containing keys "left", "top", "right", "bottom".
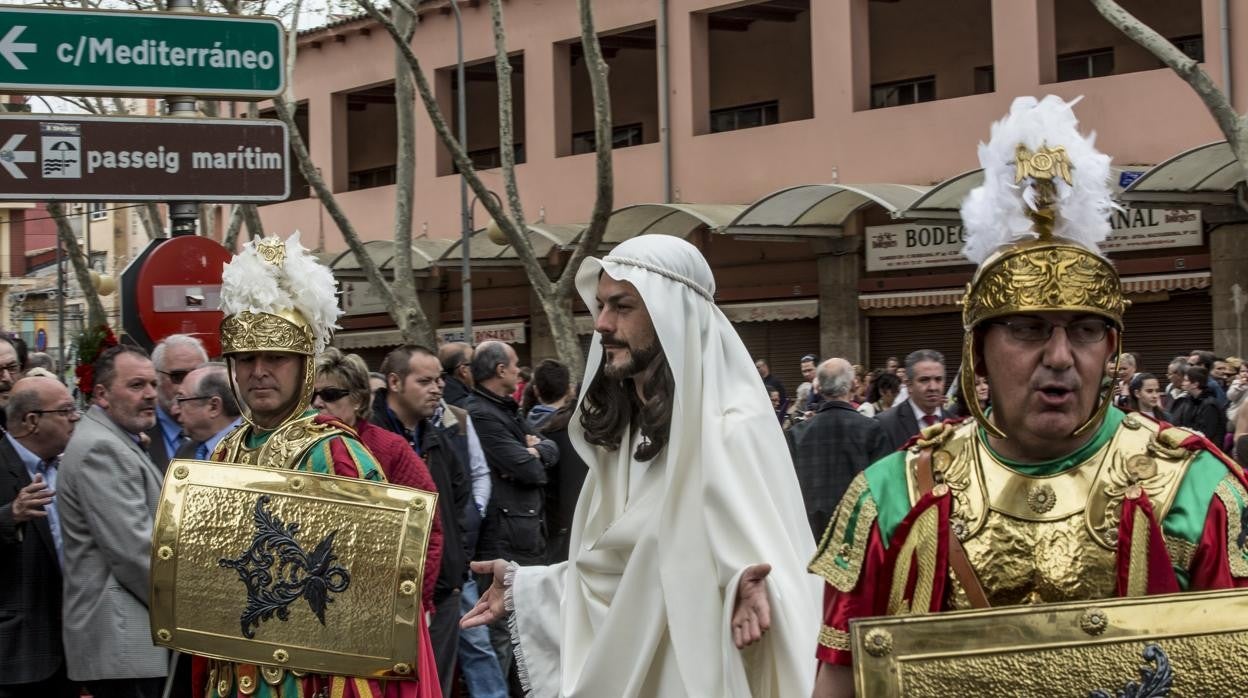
{"left": 149, "top": 460, "right": 437, "bottom": 678}
{"left": 852, "top": 588, "right": 1248, "bottom": 697}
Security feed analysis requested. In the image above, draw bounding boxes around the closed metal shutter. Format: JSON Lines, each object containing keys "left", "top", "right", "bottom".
{"left": 734, "top": 319, "right": 821, "bottom": 400}
{"left": 1121, "top": 291, "right": 1212, "bottom": 376}
{"left": 868, "top": 312, "right": 963, "bottom": 380}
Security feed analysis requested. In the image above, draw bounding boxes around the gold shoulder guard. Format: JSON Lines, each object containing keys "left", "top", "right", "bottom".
{"left": 215, "top": 414, "right": 349, "bottom": 470}
{"left": 1085, "top": 414, "right": 1197, "bottom": 548}
{"left": 809, "top": 472, "right": 877, "bottom": 593}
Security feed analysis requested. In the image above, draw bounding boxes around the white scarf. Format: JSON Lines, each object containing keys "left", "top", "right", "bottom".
{"left": 510, "top": 235, "right": 819, "bottom": 697}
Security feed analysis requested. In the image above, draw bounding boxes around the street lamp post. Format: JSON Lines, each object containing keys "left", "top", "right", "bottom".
{"left": 448, "top": 0, "right": 472, "bottom": 343}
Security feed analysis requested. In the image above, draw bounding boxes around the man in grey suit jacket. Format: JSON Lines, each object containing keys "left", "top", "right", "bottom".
{"left": 876, "top": 349, "right": 948, "bottom": 451}
{"left": 58, "top": 346, "right": 169, "bottom": 698}
{"left": 0, "top": 377, "right": 82, "bottom": 698}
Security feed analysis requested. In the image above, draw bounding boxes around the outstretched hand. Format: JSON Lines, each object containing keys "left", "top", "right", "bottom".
{"left": 731, "top": 563, "right": 772, "bottom": 649}
{"left": 460, "top": 559, "right": 511, "bottom": 629}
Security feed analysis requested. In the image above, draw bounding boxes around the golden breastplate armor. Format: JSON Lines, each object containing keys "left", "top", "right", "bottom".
{"left": 906, "top": 414, "right": 1197, "bottom": 609}
{"left": 213, "top": 413, "right": 348, "bottom": 470}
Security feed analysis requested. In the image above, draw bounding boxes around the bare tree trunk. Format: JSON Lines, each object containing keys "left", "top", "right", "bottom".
{"left": 1089, "top": 0, "right": 1248, "bottom": 185}
{"left": 357, "top": 0, "right": 614, "bottom": 379}
{"left": 223, "top": 205, "right": 245, "bottom": 251}
{"left": 389, "top": 3, "right": 421, "bottom": 338}
{"left": 272, "top": 99, "right": 436, "bottom": 347}
{"left": 48, "top": 202, "right": 108, "bottom": 329}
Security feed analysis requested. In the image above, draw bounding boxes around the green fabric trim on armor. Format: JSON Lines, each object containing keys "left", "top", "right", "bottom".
{"left": 1160, "top": 450, "right": 1233, "bottom": 584}
{"left": 864, "top": 450, "right": 911, "bottom": 549}
{"left": 976, "top": 407, "right": 1123, "bottom": 477}
{"left": 1213, "top": 474, "right": 1248, "bottom": 578}
{"left": 809, "top": 473, "right": 877, "bottom": 592}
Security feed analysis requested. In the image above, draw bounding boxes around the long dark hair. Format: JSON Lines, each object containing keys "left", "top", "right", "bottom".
{"left": 579, "top": 353, "right": 675, "bottom": 462}
{"left": 1126, "top": 372, "right": 1160, "bottom": 412}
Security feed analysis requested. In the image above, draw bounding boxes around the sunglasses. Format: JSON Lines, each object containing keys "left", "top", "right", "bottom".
{"left": 312, "top": 387, "right": 352, "bottom": 403}
{"left": 159, "top": 369, "right": 191, "bottom": 385}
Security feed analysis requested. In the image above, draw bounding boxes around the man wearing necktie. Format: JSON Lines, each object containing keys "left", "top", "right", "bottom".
{"left": 147, "top": 335, "right": 208, "bottom": 473}
{"left": 875, "top": 349, "right": 948, "bottom": 451}
{"left": 0, "top": 376, "right": 83, "bottom": 698}
{"left": 171, "top": 365, "right": 241, "bottom": 462}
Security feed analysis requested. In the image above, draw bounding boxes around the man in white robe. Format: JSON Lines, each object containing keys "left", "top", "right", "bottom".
{"left": 463, "top": 235, "right": 819, "bottom": 697}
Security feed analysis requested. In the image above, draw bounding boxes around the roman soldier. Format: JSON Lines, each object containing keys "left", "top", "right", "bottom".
{"left": 810, "top": 96, "right": 1248, "bottom": 696}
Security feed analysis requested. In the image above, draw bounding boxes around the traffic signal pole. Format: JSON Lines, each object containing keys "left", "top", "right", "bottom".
{"left": 165, "top": 0, "right": 198, "bottom": 237}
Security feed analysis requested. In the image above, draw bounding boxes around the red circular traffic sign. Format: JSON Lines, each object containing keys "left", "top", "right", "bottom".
{"left": 123, "top": 236, "right": 233, "bottom": 357}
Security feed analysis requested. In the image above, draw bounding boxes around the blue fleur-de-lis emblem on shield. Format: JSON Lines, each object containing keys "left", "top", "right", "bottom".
{"left": 219, "top": 495, "right": 351, "bottom": 639}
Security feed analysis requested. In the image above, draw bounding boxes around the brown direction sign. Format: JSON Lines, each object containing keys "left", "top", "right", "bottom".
{"left": 0, "top": 114, "right": 288, "bottom": 201}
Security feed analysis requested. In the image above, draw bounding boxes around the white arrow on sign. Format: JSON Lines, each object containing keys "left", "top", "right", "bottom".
{"left": 0, "top": 134, "right": 35, "bottom": 179}
{"left": 0, "top": 26, "right": 36, "bottom": 71}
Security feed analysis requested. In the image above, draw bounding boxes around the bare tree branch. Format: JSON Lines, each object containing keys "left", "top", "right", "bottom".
{"left": 47, "top": 202, "right": 108, "bottom": 329}
{"left": 555, "top": 0, "right": 613, "bottom": 301}
{"left": 1089, "top": 0, "right": 1248, "bottom": 183}
{"left": 390, "top": 2, "right": 417, "bottom": 307}
{"left": 486, "top": 0, "right": 529, "bottom": 246}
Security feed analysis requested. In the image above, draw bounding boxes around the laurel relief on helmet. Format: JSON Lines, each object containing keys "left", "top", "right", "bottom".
{"left": 221, "top": 312, "right": 314, "bottom": 355}
{"left": 964, "top": 246, "right": 1127, "bottom": 329}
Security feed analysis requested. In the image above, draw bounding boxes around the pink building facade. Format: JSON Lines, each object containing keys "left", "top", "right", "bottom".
{"left": 259, "top": 0, "right": 1248, "bottom": 389}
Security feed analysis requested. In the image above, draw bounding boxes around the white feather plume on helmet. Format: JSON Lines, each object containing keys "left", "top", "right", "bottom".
{"left": 219, "top": 231, "right": 341, "bottom": 354}
{"left": 960, "top": 95, "right": 1118, "bottom": 264}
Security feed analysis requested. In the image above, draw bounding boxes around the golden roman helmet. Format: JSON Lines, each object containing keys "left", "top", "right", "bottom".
{"left": 958, "top": 97, "right": 1130, "bottom": 439}
{"left": 218, "top": 233, "right": 341, "bottom": 427}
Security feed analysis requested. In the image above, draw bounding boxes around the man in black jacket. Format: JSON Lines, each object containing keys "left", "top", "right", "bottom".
{"left": 0, "top": 377, "right": 81, "bottom": 698}
{"left": 787, "top": 358, "right": 891, "bottom": 537}
{"left": 439, "top": 342, "right": 474, "bottom": 407}
{"left": 466, "top": 341, "right": 558, "bottom": 682}
{"left": 876, "top": 349, "right": 948, "bottom": 451}
{"left": 372, "top": 345, "right": 471, "bottom": 698}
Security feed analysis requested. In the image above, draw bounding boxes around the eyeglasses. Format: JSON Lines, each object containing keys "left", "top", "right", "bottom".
{"left": 988, "top": 317, "right": 1112, "bottom": 345}
{"left": 175, "top": 395, "right": 213, "bottom": 406}
{"left": 159, "top": 369, "right": 191, "bottom": 385}
{"left": 31, "top": 406, "right": 80, "bottom": 418}
{"left": 312, "top": 387, "right": 352, "bottom": 403}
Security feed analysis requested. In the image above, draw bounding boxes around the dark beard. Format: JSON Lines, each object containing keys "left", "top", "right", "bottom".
{"left": 602, "top": 339, "right": 662, "bottom": 381}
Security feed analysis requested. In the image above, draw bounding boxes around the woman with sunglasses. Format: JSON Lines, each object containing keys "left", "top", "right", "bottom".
{"left": 313, "top": 347, "right": 443, "bottom": 613}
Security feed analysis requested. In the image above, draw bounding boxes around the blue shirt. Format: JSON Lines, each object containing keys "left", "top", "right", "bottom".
{"left": 7, "top": 432, "right": 62, "bottom": 566}
{"left": 197, "top": 418, "right": 242, "bottom": 460}
{"left": 155, "top": 404, "right": 184, "bottom": 456}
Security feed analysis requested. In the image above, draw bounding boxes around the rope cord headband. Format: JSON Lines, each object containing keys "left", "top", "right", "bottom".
{"left": 602, "top": 255, "right": 715, "bottom": 302}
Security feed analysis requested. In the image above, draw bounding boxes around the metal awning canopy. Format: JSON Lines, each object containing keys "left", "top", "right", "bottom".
{"left": 603, "top": 203, "right": 746, "bottom": 244}
{"left": 436, "top": 223, "right": 586, "bottom": 267}
{"left": 1121, "top": 141, "right": 1245, "bottom": 208}
{"left": 329, "top": 239, "right": 454, "bottom": 274}
{"left": 723, "top": 183, "right": 931, "bottom": 237}
{"left": 902, "top": 166, "right": 1150, "bottom": 221}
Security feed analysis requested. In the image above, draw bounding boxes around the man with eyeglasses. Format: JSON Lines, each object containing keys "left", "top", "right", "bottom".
{"left": 0, "top": 376, "right": 81, "bottom": 698}
{"left": 146, "top": 334, "right": 208, "bottom": 474}
{"left": 171, "top": 364, "right": 241, "bottom": 462}
{"left": 0, "top": 336, "right": 22, "bottom": 423}
{"left": 813, "top": 97, "right": 1248, "bottom": 696}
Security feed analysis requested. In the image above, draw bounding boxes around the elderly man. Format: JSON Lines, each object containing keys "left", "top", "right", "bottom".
{"left": 875, "top": 349, "right": 947, "bottom": 451}
{"left": 811, "top": 96, "right": 1248, "bottom": 696}
{"left": 463, "top": 235, "right": 818, "bottom": 697}
{"left": 787, "top": 358, "right": 890, "bottom": 538}
{"left": 59, "top": 346, "right": 169, "bottom": 698}
{"left": 146, "top": 334, "right": 208, "bottom": 473}
{"left": 0, "top": 337, "right": 20, "bottom": 421}
{"left": 171, "top": 364, "right": 240, "bottom": 461}
{"left": 0, "top": 377, "right": 81, "bottom": 698}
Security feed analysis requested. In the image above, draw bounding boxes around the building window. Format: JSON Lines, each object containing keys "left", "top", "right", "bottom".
{"left": 1170, "top": 34, "right": 1204, "bottom": 62}
{"left": 973, "top": 65, "right": 995, "bottom": 95}
{"left": 571, "top": 123, "right": 644, "bottom": 155}
{"left": 347, "top": 165, "right": 396, "bottom": 191}
{"left": 870, "top": 76, "right": 936, "bottom": 109}
{"left": 88, "top": 202, "right": 107, "bottom": 220}
{"left": 1057, "top": 48, "right": 1114, "bottom": 82}
{"left": 455, "top": 144, "right": 527, "bottom": 173}
{"left": 709, "top": 101, "right": 779, "bottom": 134}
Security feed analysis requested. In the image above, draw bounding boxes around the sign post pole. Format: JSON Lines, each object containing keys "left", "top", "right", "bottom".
{"left": 166, "top": 0, "right": 198, "bottom": 237}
